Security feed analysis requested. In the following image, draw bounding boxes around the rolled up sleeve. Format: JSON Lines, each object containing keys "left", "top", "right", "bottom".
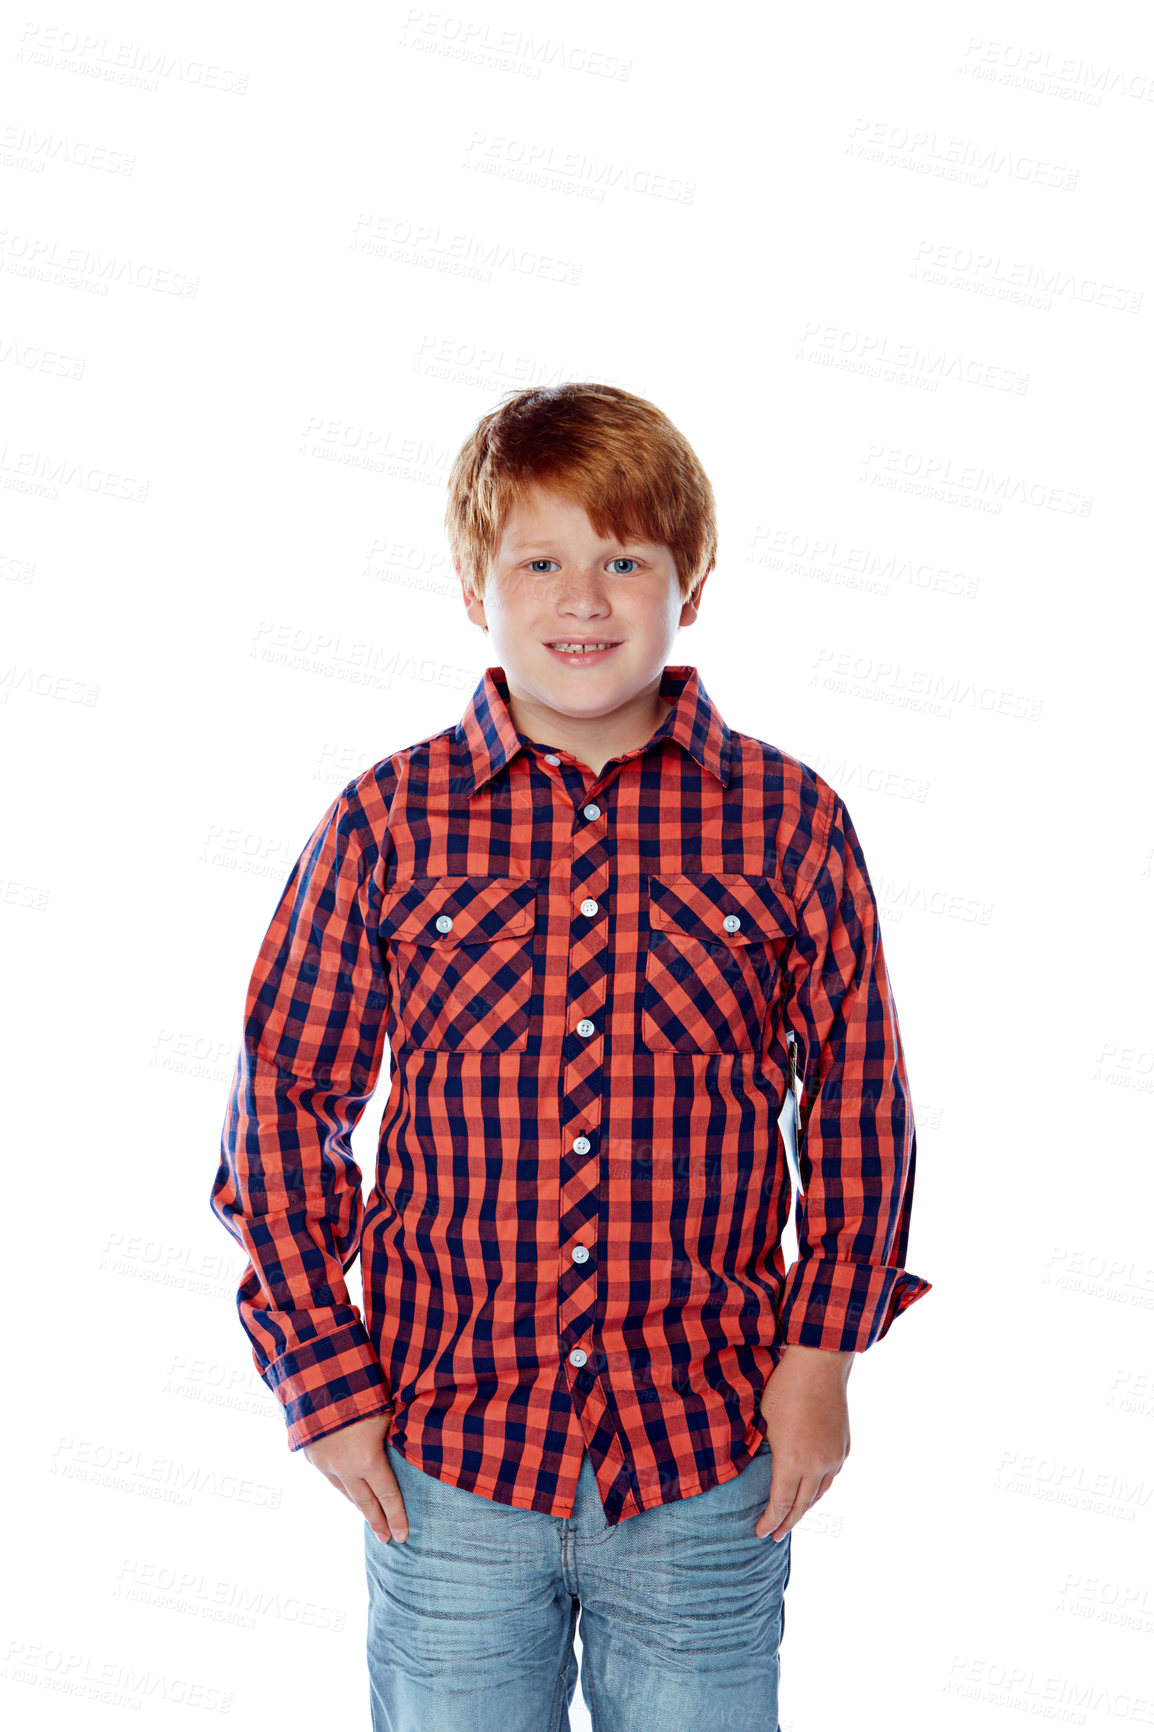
{"left": 775, "top": 791, "right": 931, "bottom": 1352}
{"left": 210, "top": 782, "right": 395, "bottom": 1449}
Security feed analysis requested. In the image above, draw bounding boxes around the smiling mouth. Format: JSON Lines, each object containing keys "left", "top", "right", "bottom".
{"left": 545, "top": 641, "right": 620, "bottom": 653}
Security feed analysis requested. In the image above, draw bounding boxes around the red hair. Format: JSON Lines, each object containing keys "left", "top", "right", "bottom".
{"left": 445, "top": 383, "right": 717, "bottom": 604}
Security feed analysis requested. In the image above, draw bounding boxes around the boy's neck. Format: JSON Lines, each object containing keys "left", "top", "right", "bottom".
{"left": 505, "top": 684, "right": 676, "bottom": 781}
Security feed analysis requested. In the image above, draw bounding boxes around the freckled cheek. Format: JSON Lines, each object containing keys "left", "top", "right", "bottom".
{"left": 501, "top": 572, "right": 549, "bottom": 609}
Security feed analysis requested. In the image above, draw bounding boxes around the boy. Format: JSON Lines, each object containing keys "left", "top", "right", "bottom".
{"left": 211, "top": 383, "right": 930, "bottom": 1730}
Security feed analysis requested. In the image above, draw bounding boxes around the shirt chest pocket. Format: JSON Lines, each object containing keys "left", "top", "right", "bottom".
{"left": 379, "top": 875, "right": 538, "bottom": 1053}
{"left": 642, "top": 873, "right": 797, "bottom": 1055}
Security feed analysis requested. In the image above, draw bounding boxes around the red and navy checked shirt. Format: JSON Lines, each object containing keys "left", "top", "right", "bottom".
{"left": 210, "top": 663, "right": 930, "bottom": 1527}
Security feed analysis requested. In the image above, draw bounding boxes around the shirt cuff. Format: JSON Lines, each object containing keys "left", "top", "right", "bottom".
{"left": 263, "top": 1322, "right": 395, "bottom": 1451}
{"left": 776, "top": 1258, "right": 932, "bottom": 1353}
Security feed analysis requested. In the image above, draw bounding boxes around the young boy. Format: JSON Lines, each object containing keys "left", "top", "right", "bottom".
{"left": 211, "top": 383, "right": 930, "bottom": 1731}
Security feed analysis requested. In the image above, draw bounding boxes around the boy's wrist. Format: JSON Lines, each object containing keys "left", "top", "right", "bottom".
{"left": 780, "top": 1343, "right": 855, "bottom": 1374}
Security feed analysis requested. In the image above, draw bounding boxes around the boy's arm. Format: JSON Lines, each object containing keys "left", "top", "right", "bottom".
{"left": 210, "top": 783, "right": 395, "bottom": 1451}
{"left": 773, "top": 789, "right": 931, "bottom": 1354}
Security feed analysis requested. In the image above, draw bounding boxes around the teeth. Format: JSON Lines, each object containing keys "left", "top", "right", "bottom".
{"left": 549, "top": 642, "right": 614, "bottom": 653}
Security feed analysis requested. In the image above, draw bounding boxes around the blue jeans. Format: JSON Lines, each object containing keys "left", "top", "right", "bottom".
{"left": 365, "top": 1436, "right": 791, "bottom": 1731}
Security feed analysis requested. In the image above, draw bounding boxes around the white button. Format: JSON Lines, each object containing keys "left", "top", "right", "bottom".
{"left": 571, "top": 1245, "right": 590, "bottom": 1264}
{"left": 545, "top": 754, "right": 561, "bottom": 765}
{"left": 583, "top": 803, "right": 601, "bottom": 820}
{"left": 573, "top": 1135, "right": 591, "bottom": 1154}
{"left": 435, "top": 914, "right": 453, "bottom": 933}
{"left": 723, "top": 914, "right": 741, "bottom": 934}
{"left": 576, "top": 1018, "right": 595, "bottom": 1038}
{"left": 569, "top": 1348, "right": 588, "bottom": 1368}
{"left": 580, "top": 898, "right": 598, "bottom": 917}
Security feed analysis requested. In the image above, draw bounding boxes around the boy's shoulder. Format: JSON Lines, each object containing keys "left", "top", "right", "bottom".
{"left": 725, "top": 721, "right": 844, "bottom": 896}
{"left": 322, "top": 714, "right": 469, "bottom": 841}
{"left": 729, "top": 721, "right": 839, "bottom": 824}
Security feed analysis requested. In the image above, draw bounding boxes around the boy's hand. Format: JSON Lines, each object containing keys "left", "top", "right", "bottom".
{"left": 755, "top": 1344, "right": 853, "bottom": 1542}
{"left": 302, "top": 1412, "right": 409, "bottom": 1544}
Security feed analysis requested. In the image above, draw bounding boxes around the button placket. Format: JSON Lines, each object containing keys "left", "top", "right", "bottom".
{"left": 558, "top": 792, "right": 609, "bottom": 1400}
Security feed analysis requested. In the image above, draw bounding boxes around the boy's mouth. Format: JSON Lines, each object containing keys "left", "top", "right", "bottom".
{"left": 543, "top": 641, "right": 622, "bottom": 666}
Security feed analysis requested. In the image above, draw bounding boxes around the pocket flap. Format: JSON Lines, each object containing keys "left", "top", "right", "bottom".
{"left": 381, "top": 875, "right": 537, "bottom": 945}
{"left": 647, "top": 873, "right": 797, "bottom": 946}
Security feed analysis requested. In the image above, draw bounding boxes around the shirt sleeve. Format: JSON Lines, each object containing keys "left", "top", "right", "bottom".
{"left": 774, "top": 790, "right": 931, "bottom": 1352}
{"left": 209, "top": 781, "right": 395, "bottom": 1450}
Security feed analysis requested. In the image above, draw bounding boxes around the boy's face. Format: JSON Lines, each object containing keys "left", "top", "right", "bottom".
{"left": 460, "top": 484, "right": 708, "bottom": 742}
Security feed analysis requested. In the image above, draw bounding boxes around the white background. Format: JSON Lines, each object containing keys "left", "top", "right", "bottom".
{"left": 3, "top": 2, "right": 1153, "bottom": 1727}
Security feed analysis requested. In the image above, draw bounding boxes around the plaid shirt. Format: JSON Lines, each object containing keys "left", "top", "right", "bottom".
{"left": 211, "top": 663, "right": 930, "bottom": 1527}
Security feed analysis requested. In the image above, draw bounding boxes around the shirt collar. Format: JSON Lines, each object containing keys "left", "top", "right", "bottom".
{"left": 453, "top": 663, "right": 733, "bottom": 797}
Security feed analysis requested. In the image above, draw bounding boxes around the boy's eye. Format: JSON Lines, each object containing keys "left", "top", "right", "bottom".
{"left": 525, "top": 557, "right": 639, "bottom": 574}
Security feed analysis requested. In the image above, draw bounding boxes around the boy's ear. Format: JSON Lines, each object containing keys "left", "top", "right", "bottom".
{"left": 680, "top": 562, "right": 712, "bottom": 626}
{"left": 461, "top": 570, "right": 488, "bottom": 632}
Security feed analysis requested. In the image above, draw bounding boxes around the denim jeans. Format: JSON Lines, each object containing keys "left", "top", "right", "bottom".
{"left": 364, "top": 1435, "right": 791, "bottom": 1731}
